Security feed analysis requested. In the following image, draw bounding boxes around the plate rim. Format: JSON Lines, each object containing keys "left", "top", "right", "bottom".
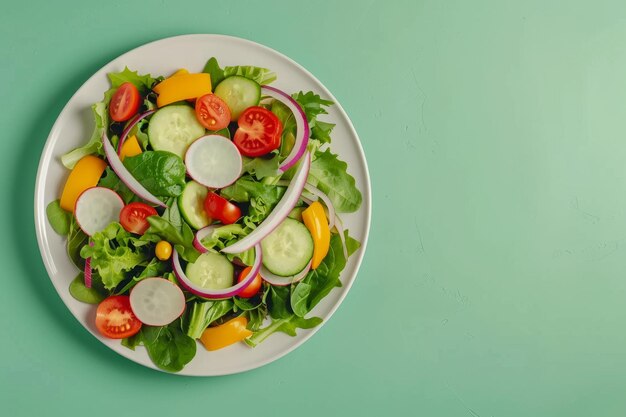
{"left": 33, "top": 33, "right": 372, "bottom": 376}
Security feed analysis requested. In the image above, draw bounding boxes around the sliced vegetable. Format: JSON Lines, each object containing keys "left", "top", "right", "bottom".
{"left": 261, "top": 86, "right": 309, "bottom": 172}
{"left": 102, "top": 131, "right": 167, "bottom": 208}
{"left": 204, "top": 192, "right": 241, "bottom": 225}
{"left": 172, "top": 243, "right": 262, "bottom": 299}
{"left": 117, "top": 110, "right": 155, "bottom": 156}
{"left": 179, "top": 181, "right": 211, "bottom": 230}
{"left": 153, "top": 73, "right": 212, "bottom": 107}
{"left": 148, "top": 105, "right": 206, "bottom": 158}
{"left": 199, "top": 316, "right": 252, "bottom": 351}
{"left": 193, "top": 225, "right": 220, "bottom": 253}
{"left": 261, "top": 217, "right": 313, "bottom": 276}
{"left": 260, "top": 260, "right": 312, "bottom": 286}
{"left": 95, "top": 295, "right": 142, "bottom": 339}
{"left": 119, "top": 202, "right": 158, "bottom": 235}
{"left": 301, "top": 202, "right": 330, "bottom": 269}
{"left": 155, "top": 240, "right": 172, "bottom": 261}
{"left": 110, "top": 82, "right": 141, "bottom": 122}
{"left": 185, "top": 251, "right": 234, "bottom": 290}
{"left": 214, "top": 75, "right": 261, "bottom": 120}
{"left": 185, "top": 135, "right": 242, "bottom": 189}
{"left": 237, "top": 266, "right": 262, "bottom": 298}
{"left": 233, "top": 106, "right": 283, "bottom": 157}
{"left": 59, "top": 155, "right": 107, "bottom": 212}
{"left": 129, "top": 278, "right": 186, "bottom": 326}
{"left": 119, "top": 135, "right": 142, "bottom": 161}
{"left": 195, "top": 94, "right": 231, "bottom": 130}
{"left": 222, "top": 151, "right": 311, "bottom": 254}
{"left": 74, "top": 187, "right": 124, "bottom": 236}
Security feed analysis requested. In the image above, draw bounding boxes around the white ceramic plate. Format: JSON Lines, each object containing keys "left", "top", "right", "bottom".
{"left": 34, "top": 34, "right": 371, "bottom": 376}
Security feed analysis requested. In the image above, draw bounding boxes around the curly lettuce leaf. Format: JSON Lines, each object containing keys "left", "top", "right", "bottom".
{"left": 307, "top": 149, "right": 362, "bottom": 213}
{"left": 223, "top": 64, "right": 276, "bottom": 85}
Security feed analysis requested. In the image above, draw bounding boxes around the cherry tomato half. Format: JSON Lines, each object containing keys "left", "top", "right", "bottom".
{"left": 120, "top": 202, "right": 158, "bottom": 234}
{"left": 204, "top": 192, "right": 241, "bottom": 225}
{"left": 233, "top": 106, "right": 283, "bottom": 157}
{"left": 237, "top": 266, "right": 262, "bottom": 298}
{"left": 95, "top": 296, "right": 142, "bottom": 339}
{"left": 109, "top": 82, "right": 141, "bottom": 122}
{"left": 195, "top": 94, "right": 231, "bottom": 130}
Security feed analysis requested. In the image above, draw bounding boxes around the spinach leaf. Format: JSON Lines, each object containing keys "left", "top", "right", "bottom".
{"left": 46, "top": 200, "right": 71, "bottom": 235}
{"left": 186, "top": 299, "right": 234, "bottom": 339}
{"left": 130, "top": 319, "right": 196, "bottom": 373}
{"left": 268, "top": 285, "right": 292, "bottom": 319}
{"left": 123, "top": 151, "right": 186, "bottom": 197}
{"left": 80, "top": 223, "right": 149, "bottom": 290}
{"left": 203, "top": 57, "right": 225, "bottom": 90}
{"left": 67, "top": 218, "right": 88, "bottom": 270}
{"left": 290, "top": 282, "right": 311, "bottom": 317}
{"left": 69, "top": 272, "right": 107, "bottom": 304}
{"left": 223, "top": 65, "right": 276, "bottom": 85}
{"left": 143, "top": 216, "right": 200, "bottom": 263}
{"left": 98, "top": 167, "right": 135, "bottom": 204}
{"left": 308, "top": 149, "right": 362, "bottom": 213}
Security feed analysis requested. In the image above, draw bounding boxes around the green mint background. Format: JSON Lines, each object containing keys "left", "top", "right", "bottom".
{"left": 3, "top": 0, "right": 626, "bottom": 415}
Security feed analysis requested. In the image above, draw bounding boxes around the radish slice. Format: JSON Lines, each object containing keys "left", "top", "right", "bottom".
{"left": 102, "top": 132, "right": 167, "bottom": 208}
{"left": 261, "top": 86, "right": 309, "bottom": 172}
{"left": 117, "top": 110, "right": 155, "bottom": 155}
{"left": 193, "top": 225, "right": 220, "bottom": 253}
{"left": 74, "top": 187, "right": 124, "bottom": 236}
{"left": 129, "top": 277, "right": 186, "bottom": 326}
{"left": 185, "top": 135, "right": 242, "bottom": 189}
{"left": 221, "top": 152, "right": 311, "bottom": 254}
{"left": 260, "top": 260, "right": 312, "bottom": 286}
{"left": 172, "top": 244, "right": 262, "bottom": 299}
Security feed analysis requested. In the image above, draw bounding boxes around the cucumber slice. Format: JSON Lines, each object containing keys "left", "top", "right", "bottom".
{"left": 214, "top": 76, "right": 261, "bottom": 120}
{"left": 185, "top": 252, "right": 234, "bottom": 290}
{"left": 261, "top": 218, "right": 314, "bottom": 277}
{"left": 148, "top": 105, "right": 205, "bottom": 158}
{"left": 178, "top": 181, "right": 211, "bottom": 230}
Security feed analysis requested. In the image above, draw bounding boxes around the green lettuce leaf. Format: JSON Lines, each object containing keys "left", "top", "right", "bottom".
{"left": 80, "top": 223, "right": 149, "bottom": 290}
{"left": 223, "top": 65, "right": 276, "bottom": 85}
{"left": 108, "top": 67, "right": 156, "bottom": 93}
{"left": 308, "top": 149, "right": 362, "bottom": 213}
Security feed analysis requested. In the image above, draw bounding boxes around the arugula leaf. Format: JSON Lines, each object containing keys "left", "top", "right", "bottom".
{"left": 108, "top": 67, "right": 156, "bottom": 93}
{"left": 203, "top": 57, "right": 225, "bottom": 90}
{"left": 245, "top": 315, "right": 322, "bottom": 347}
{"left": 290, "top": 282, "right": 311, "bottom": 317}
{"left": 98, "top": 167, "right": 135, "bottom": 204}
{"left": 223, "top": 65, "right": 276, "bottom": 85}
{"left": 128, "top": 319, "right": 196, "bottom": 372}
{"left": 186, "top": 299, "right": 234, "bottom": 339}
{"left": 308, "top": 149, "right": 362, "bottom": 213}
{"left": 123, "top": 151, "right": 186, "bottom": 197}
{"left": 46, "top": 200, "right": 71, "bottom": 235}
{"left": 80, "top": 223, "right": 149, "bottom": 290}
{"left": 69, "top": 272, "right": 107, "bottom": 304}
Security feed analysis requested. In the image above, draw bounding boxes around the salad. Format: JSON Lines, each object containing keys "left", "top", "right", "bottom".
{"left": 45, "top": 57, "right": 362, "bottom": 372}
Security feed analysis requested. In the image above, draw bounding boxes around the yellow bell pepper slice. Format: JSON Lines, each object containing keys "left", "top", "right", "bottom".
{"left": 302, "top": 201, "right": 331, "bottom": 269}
{"left": 153, "top": 73, "right": 212, "bottom": 107}
{"left": 59, "top": 155, "right": 107, "bottom": 212}
{"left": 119, "top": 135, "right": 142, "bottom": 161}
{"left": 153, "top": 69, "right": 190, "bottom": 95}
{"left": 199, "top": 316, "right": 252, "bottom": 351}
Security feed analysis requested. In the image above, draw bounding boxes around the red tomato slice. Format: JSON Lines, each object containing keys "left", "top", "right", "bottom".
{"left": 95, "top": 296, "right": 142, "bottom": 339}
{"left": 204, "top": 192, "right": 241, "bottom": 225}
{"left": 195, "top": 94, "right": 231, "bottom": 130}
{"left": 237, "top": 266, "right": 262, "bottom": 298}
{"left": 109, "top": 82, "right": 141, "bottom": 122}
{"left": 233, "top": 106, "right": 283, "bottom": 157}
{"left": 120, "top": 202, "right": 158, "bottom": 234}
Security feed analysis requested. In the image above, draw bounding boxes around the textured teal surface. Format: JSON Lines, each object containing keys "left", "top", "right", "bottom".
{"left": 3, "top": 1, "right": 626, "bottom": 415}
